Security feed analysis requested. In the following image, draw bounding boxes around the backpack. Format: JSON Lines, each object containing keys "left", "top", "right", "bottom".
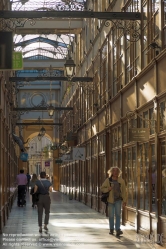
{"left": 27, "top": 174, "right": 31, "bottom": 181}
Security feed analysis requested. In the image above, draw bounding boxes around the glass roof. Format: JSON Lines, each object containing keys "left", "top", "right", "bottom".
{"left": 12, "top": 0, "right": 84, "bottom": 60}
{"left": 14, "top": 34, "right": 74, "bottom": 59}
{"left": 11, "top": 0, "right": 86, "bottom": 11}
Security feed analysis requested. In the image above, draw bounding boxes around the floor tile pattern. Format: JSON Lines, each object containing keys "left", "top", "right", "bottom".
{"left": 0, "top": 191, "right": 161, "bottom": 249}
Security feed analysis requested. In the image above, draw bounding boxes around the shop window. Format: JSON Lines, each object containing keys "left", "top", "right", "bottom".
{"left": 86, "top": 160, "right": 91, "bottom": 193}
{"left": 92, "top": 138, "right": 97, "bottom": 155}
{"left": 159, "top": 101, "right": 166, "bottom": 131}
{"left": 123, "top": 122, "right": 128, "bottom": 144}
{"left": 151, "top": 144, "right": 156, "bottom": 213}
{"left": 112, "top": 151, "right": 121, "bottom": 168}
{"left": 161, "top": 141, "right": 166, "bottom": 216}
{"left": 86, "top": 142, "right": 91, "bottom": 158}
{"left": 139, "top": 143, "right": 150, "bottom": 211}
{"left": 149, "top": 108, "right": 155, "bottom": 134}
{"left": 91, "top": 157, "right": 97, "bottom": 195}
{"left": 112, "top": 127, "right": 121, "bottom": 148}
{"left": 124, "top": 147, "right": 137, "bottom": 208}
{"left": 99, "top": 133, "right": 105, "bottom": 153}
{"left": 80, "top": 161, "right": 85, "bottom": 193}
{"left": 98, "top": 156, "right": 106, "bottom": 188}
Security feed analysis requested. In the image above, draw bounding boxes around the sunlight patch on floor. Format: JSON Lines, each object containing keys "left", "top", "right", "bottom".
{"left": 49, "top": 220, "right": 108, "bottom": 229}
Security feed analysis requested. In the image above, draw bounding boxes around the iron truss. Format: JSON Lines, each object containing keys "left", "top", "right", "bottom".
{"left": 0, "top": 11, "right": 141, "bottom": 42}
{"left": 9, "top": 76, "right": 93, "bottom": 82}
{"left": 16, "top": 122, "right": 63, "bottom": 126}
{"left": 13, "top": 107, "right": 73, "bottom": 111}
{"left": 11, "top": 0, "right": 86, "bottom": 11}
{"left": 0, "top": 11, "right": 141, "bottom": 20}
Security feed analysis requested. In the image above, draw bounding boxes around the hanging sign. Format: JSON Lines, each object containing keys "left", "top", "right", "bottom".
{"left": 73, "top": 147, "right": 85, "bottom": 161}
{"left": 20, "top": 152, "right": 28, "bottom": 162}
{"left": 129, "top": 128, "right": 150, "bottom": 141}
{"left": 45, "top": 161, "right": 50, "bottom": 167}
{"left": 12, "top": 52, "right": 23, "bottom": 70}
{"left": 61, "top": 154, "right": 73, "bottom": 161}
{"left": 55, "top": 159, "right": 63, "bottom": 164}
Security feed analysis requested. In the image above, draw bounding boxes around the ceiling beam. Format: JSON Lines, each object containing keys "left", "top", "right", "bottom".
{"left": 16, "top": 122, "right": 62, "bottom": 126}
{"left": 23, "top": 59, "right": 66, "bottom": 70}
{"left": 14, "top": 107, "right": 73, "bottom": 111}
{"left": 15, "top": 19, "right": 83, "bottom": 35}
{"left": 0, "top": 11, "right": 141, "bottom": 20}
{"left": 9, "top": 76, "right": 93, "bottom": 82}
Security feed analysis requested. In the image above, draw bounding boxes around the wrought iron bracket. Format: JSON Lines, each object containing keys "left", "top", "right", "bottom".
{"left": 104, "top": 20, "right": 140, "bottom": 42}
{"left": 0, "top": 11, "right": 141, "bottom": 38}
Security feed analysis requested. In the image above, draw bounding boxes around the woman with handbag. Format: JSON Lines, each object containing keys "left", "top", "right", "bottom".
{"left": 101, "top": 166, "right": 127, "bottom": 237}
{"left": 34, "top": 171, "right": 52, "bottom": 233}
{"left": 30, "top": 173, "right": 38, "bottom": 208}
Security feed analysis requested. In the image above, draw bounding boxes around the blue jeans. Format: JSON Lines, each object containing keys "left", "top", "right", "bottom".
{"left": 108, "top": 200, "right": 122, "bottom": 231}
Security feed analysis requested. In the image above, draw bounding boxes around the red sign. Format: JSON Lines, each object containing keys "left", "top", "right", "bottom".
{"left": 45, "top": 161, "right": 50, "bottom": 167}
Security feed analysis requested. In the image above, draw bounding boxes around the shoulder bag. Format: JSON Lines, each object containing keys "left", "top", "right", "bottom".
{"left": 101, "top": 177, "right": 112, "bottom": 205}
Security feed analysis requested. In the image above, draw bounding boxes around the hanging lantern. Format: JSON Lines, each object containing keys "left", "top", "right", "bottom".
{"left": 64, "top": 56, "right": 76, "bottom": 79}
{"left": 48, "top": 104, "right": 54, "bottom": 118}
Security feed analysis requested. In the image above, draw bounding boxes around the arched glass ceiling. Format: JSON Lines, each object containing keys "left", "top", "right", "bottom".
{"left": 12, "top": 0, "right": 83, "bottom": 59}
{"left": 14, "top": 34, "right": 74, "bottom": 59}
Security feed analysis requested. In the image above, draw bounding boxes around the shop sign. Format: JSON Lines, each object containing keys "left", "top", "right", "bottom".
{"left": 12, "top": 51, "right": 23, "bottom": 70}
{"left": 20, "top": 152, "right": 28, "bottom": 162}
{"left": 73, "top": 147, "right": 85, "bottom": 161}
{"left": 55, "top": 159, "right": 63, "bottom": 164}
{"left": 45, "top": 161, "right": 50, "bottom": 167}
{"left": 129, "top": 128, "right": 150, "bottom": 141}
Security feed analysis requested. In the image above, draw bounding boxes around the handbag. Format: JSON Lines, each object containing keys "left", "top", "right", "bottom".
{"left": 101, "top": 178, "right": 112, "bottom": 204}
{"left": 101, "top": 192, "right": 109, "bottom": 204}
{"left": 34, "top": 193, "right": 39, "bottom": 202}
{"left": 30, "top": 187, "right": 34, "bottom": 195}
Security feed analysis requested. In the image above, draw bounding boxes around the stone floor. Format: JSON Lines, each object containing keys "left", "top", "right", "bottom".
{"left": 0, "top": 191, "right": 163, "bottom": 249}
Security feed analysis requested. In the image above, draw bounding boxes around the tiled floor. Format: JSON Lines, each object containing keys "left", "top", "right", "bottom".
{"left": 0, "top": 191, "right": 161, "bottom": 249}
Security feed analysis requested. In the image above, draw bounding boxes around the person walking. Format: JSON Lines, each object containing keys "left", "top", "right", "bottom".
{"left": 30, "top": 173, "right": 38, "bottom": 208}
{"left": 34, "top": 171, "right": 52, "bottom": 233}
{"left": 26, "top": 172, "right": 31, "bottom": 192}
{"left": 16, "top": 169, "right": 27, "bottom": 207}
{"left": 101, "top": 166, "right": 127, "bottom": 237}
